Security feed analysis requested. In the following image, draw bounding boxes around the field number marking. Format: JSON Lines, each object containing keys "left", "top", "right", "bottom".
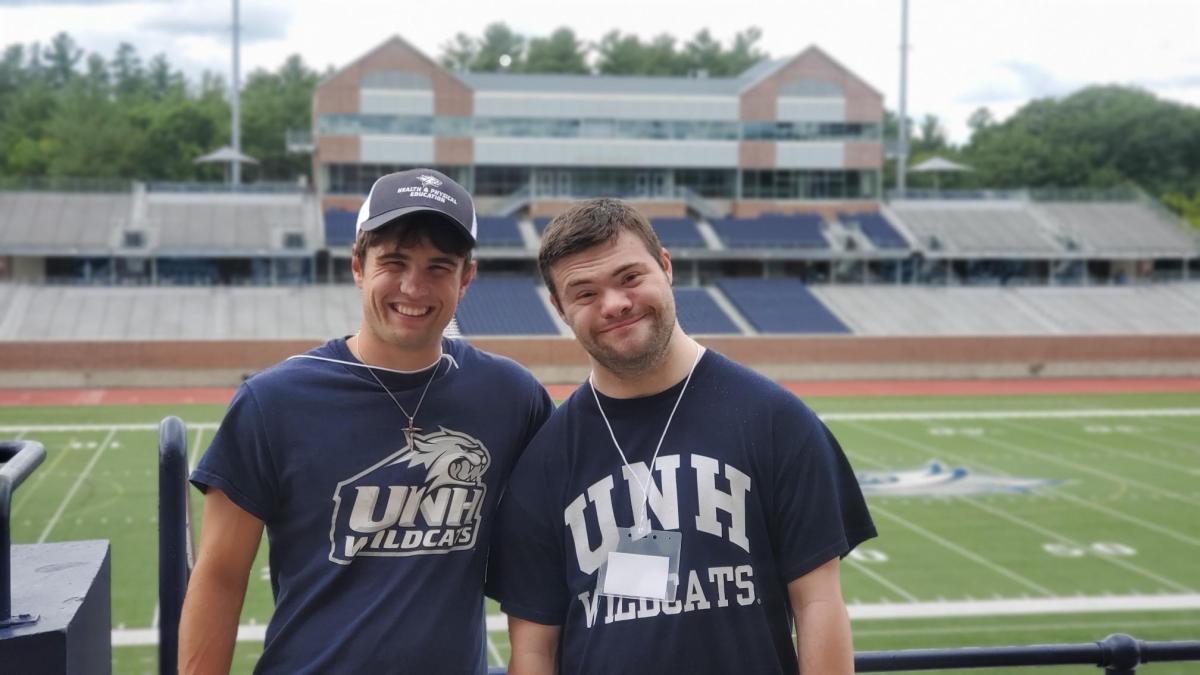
{"left": 1043, "top": 542, "right": 1137, "bottom": 558}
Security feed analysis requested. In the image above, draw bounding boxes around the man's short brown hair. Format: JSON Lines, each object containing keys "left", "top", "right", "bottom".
{"left": 354, "top": 213, "right": 474, "bottom": 270}
{"left": 538, "top": 198, "right": 663, "bottom": 301}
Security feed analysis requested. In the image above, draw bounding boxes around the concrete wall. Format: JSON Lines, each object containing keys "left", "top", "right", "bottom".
{"left": 1, "top": 335, "right": 1198, "bottom": 387}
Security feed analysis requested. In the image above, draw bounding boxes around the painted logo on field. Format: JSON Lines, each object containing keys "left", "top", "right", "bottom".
{"left": 857, "top": 460, "right": 1061, "bottom": 497}
{"left": 328, "top": 428, "right": 490, "bottom": 565}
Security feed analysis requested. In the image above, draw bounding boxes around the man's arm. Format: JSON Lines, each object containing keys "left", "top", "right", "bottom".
{"left": 507, "top": 615, "right": 561, "bottom": 675}
{"left": 788, "top": 557, "right": 854, "bottom": 675}
{"left": 178, "top": 487, "right": 264, "bottom": 674}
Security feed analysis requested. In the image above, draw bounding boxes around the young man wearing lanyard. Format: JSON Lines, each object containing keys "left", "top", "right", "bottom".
{"left": 180, "top": 169, "right": 552, "bottom": 673}
{"left": 487, "top": 198, "right": 876, "bottom": 674}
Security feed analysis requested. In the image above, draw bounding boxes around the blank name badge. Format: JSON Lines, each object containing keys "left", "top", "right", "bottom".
{"left": 596, "top": 528, "right": 681, "bottom": 602}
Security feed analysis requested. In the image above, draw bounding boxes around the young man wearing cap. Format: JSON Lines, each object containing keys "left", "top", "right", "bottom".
{"left": 487, "top": 198, "right": 875, "bottom": 674}
{"left": 180, "top": 169, "right": 552, "bottom": 674}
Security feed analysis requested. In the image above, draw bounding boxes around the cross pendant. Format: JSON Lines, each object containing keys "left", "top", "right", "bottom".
{"left": 404, "top": 418, "right": 422, "bottom": 446}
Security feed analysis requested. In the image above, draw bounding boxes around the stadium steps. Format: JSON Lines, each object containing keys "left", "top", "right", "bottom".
{"left": 694, "top": 220, "right": 726, "bottom": 250}
{"left": 703, "top": 285, "right": 756, "bottom": 335}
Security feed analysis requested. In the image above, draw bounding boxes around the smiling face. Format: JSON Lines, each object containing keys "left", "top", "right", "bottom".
{"left": 550, "top": 230, "right": 678, "bottom": 377}
{"left": 352, "top": 220, "right": 475, "bottom": 368}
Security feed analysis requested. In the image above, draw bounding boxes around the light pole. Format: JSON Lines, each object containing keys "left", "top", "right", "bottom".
{"left": 231, "top": 0, "right": 242, "bottom": 186}
{"left": 896, "top": 0, "right": 910, "bottom": 198}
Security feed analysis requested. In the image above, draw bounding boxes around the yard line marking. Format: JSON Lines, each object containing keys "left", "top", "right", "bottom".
{"left": 188, "top": 427, "right": 206, "bottom": 473}
{"left": 485, "top": 631, "right": 503, "bottom": 667}
{"left": 845, "top": 558, "right": 920, "bottom": 603}
{"left": 854, "top": 617, "right": 1200, "bottom": 638}
{"left": 869, "top": 505, "right": 1056, "bottom": 597}
{"left": 844, "top": 421, "right": 1200, "bottom": 548}
{"left": 1005, "top": 420, "right": 1200, "bottom": 488}
{"left": 849, "top": 424, "right": 1197, "bottom": 594}
{"left": 10, "top": 435, "right": 76, "bottom": 512}
{"left": 983, "top": 425, "right": 1200, "bottom": 509}
{"left": 151, "top": 603, "right": 160, "bottom": 630}
{"left": 109, "top": 594, "right": 1200, "bottom": 646}
{"left": 4, "top": 409, "right": 1199, "bottom": 435}
{"left": 37, "top": 429, "right": 117, "bottom": 544}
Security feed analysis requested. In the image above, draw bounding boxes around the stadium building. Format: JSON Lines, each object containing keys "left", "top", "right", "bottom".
{"left": 0, "top": 35, "right": 1196, "bottom": 342}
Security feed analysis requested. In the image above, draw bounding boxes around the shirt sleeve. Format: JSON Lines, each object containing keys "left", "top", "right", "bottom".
{"left": 189, "top": 382, "right": 280, "bottom": 524}
{"left": 769, "top": 400, "right": 876, "bottom": 584}
{"left": 485, "top": 437, "right": 570, "bottom": 625}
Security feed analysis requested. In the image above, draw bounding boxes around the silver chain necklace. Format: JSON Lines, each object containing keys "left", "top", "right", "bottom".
{"left": 364, "top": 357, "right": 443, "bottom": 447}
{"left": 589, "top": 345, "right": 704, "bottom": 532}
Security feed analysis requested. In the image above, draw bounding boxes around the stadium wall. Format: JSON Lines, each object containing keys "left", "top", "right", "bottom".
{"left": 0, "top": 336, "right": 1198, "bottom": 387}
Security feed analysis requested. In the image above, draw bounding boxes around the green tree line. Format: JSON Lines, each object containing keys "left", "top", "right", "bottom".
{"left": 892, "top": 87, "right": 1200, "bottom": 225}
{"left": 0, "top": 33, "right": 319, "bottom": 183}
{"left": 439, "top": 22, "right": 766, "bottom": 77}
{"left": 2, "top": 30, "right": 1197, "bottom": 227}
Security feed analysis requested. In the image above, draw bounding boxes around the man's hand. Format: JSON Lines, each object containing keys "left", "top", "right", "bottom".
{"left": 178, "top": 488, "right": 264, "bottom": 674}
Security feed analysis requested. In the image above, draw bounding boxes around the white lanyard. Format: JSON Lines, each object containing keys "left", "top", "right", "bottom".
{"left": 589, "top": 346, "right": 704, "bottom": 535}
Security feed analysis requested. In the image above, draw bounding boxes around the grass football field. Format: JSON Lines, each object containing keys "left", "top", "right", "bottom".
{"left": 4, "top": 390, "right": 1199, "bottom": 674}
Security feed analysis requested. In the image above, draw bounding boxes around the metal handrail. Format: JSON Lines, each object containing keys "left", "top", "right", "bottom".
{"left": 0, "top": 440, "right": 46, "bottom": 627}
{"left": 158, "top": 417, "right": 194, "bottom": 675}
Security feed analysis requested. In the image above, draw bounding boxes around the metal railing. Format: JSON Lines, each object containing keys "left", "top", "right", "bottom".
{"left": 157, "top": 416, "right": 194, "bottom": 675}
{"left": 0, "top": 440, "right": 46, "bottom": 629}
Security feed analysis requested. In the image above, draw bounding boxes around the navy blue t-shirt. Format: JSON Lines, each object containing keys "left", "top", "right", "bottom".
{"left": 192, "top": 337, "right": 552, "bottom": 674}
{"left": 487, "top": 350, "right": 875, "bottom": 675}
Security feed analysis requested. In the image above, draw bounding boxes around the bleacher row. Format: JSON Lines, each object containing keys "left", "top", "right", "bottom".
{"left": 0, "top": 188, "right": 1194, "bottom": 258}
{"left": 322, "top": 202, "right": 1197, "bottom": 257}
{"left": 1, "top": 280, "right": 1197, "bottom": 340}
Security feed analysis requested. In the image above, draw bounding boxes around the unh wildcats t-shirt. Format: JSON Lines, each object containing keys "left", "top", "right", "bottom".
{"left": 191, "top": 337, "right": 552, "bottom": 674}
{"left": 487, "top": 350, "right": 876, "bottom": 675}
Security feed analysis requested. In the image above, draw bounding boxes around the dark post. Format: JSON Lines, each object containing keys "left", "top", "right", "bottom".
{"left": 0, "top": 440, "right": 46, "bottom": 628}
{"left": 158, "top": 416, "right": 194, "bottom": 675}
{"left": 1100, "top": 633, "right": 1142, "bottom": 675}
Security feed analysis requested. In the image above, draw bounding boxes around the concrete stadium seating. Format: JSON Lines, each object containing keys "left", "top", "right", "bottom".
{"left": 0, "top": 191, "right": 131, "bottom": 252}
{"left": 146, "top": 193, "right": 315, "bottom": 253}
{"left": 889, "top": 201, "right": 1063, "bottom": 255}
{"left": 1036, "top": 202, "right": 1197, "bottom": 256}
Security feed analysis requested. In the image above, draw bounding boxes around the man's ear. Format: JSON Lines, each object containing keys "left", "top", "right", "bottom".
{"left": 351, "top": 249, "right": 365, "bottom": 288}
{"left": 458, "top": 259, "right": 478, "bottom": 301}
{"left": 661, "top": 247, "right": 673, "bottom": 285}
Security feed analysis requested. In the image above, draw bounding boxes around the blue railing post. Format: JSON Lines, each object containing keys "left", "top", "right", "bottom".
{"left": 158, "top": 416, "right": 194, "bottom": 675}
{"left": 1100, "top": 633, "right": 1142, "bottom": 675}
{"left": 0, "top": 440, "right": 46, "bottom": 628}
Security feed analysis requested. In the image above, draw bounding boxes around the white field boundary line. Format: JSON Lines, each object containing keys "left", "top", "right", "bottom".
{"left": 5, "top": 408, "right": 1199, "bottom": 435}
{"left": 850, "top": 424, "right": 1197, "bottom": 594}
{"left": 110, "top": 594, "right": 1200, "bottom": 646}
{"left": 485, "top": 632, "right": 503, "bottom": 667}
{"left": 854, "top": 616, "right": 1200, "bottom": 638}
{"left": 845, "top": 558, "right": 921, "bottom": 603}
{"left": 37, "top": 429, "right": 117, "bottom": 544}
{"left": 847, "top": 421, "right": 1200, "bottom": 548}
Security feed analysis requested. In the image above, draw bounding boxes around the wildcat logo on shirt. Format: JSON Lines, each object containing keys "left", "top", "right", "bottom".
{"left": 328, "top": 428, "right": 491, "bottom": 565}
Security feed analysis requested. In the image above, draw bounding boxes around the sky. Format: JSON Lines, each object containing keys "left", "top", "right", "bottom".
{"left": 1, "top": 0, "right": 1198, "bottom": 143}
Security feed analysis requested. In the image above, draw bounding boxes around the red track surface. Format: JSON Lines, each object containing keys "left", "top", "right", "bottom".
{"left": 1, "top": 378, "right": 1197, "bottom": 407}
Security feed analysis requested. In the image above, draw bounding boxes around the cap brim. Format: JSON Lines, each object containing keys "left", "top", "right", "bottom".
{"left": 358, "top": 206, "right": 475, "bottom": 245}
